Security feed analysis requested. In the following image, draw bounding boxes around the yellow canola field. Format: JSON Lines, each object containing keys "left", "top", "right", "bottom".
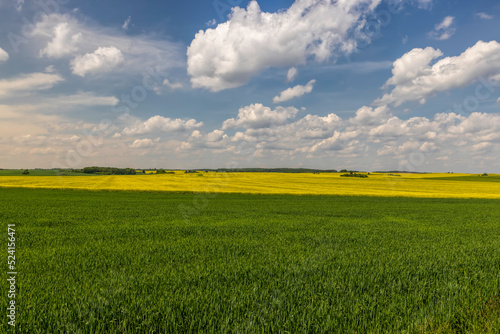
{"left": 0, "top": 172, "right": 499, "bottom": 199}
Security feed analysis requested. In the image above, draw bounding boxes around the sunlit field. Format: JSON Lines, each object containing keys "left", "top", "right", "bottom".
{"left": 0, "top": 172, "right": 499, "bottom": 198}
{"left": 1, "top": 187, "right": 499, "bottom": 333}
{"left": 2, "top": 172, "right": 499, "bottom": 332}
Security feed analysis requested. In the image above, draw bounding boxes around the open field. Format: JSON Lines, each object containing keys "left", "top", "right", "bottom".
{"left": 0, "top": 169, "right": 89, "bottom": 176}
{"left": 0, "top": 172, "right": 499, "bottom": 198}
{"left": 1, "top": 187, "right": 499, "bottom": 333}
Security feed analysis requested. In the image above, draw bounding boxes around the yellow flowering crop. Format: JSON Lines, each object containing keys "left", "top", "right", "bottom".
{"left": 0, "top": 172, "right": 499, "bottom": 199}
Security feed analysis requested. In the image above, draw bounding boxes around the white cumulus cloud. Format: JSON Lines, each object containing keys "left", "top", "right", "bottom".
{"left": 209, "top": 108, "right": 500, "bottom": 167}
{"left": 71, "top": 46, "right": 124, "bottom": 77}
{"left": 178, "top": 129, "right": 229, "bottom": 151}
{"left": 273, "top": 79, "right": 316, "bottom": 103}
{"left": 222, "top": 103, "right": 299, "bottom": 129}
{"left": 38, "top": 22, "right": 82, "bottom": 58}
{"left": 375, "top": 40, "right": 500, "bottom": 107}
{"left": 351, "top": 106, "right": 389, "bottom": 126}
{"left": 123, "top": 116, "right": 203, "bottom": 136}
{"left": 187, "top": 0, "right": 380, "bottom": 91}
{"left": 129, "top": 138, "right": 159, "bottom": 148}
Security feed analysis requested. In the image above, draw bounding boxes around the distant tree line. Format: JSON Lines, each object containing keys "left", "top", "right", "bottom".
{"left": 52, "top": 167, "right": 378, "bottom": 176}
{"left": 213, "top": 168, "right": 338, "bottom": 173}
{"left": 373, "top": 170, "right": 428, "bottom": 174}
{"left": 340, "top": 171, "right": 368, "bottom": 178}
{"left": 156, "top": 169, "right": 175, "bottom": 174}
{"left": 73, "top": 167, "right": 137, "bottom": 175}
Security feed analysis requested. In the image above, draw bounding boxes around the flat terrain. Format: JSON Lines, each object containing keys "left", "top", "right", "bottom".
{"left": 0, "top": 172, "right": 499, "bottom": 198}
{"left": 0, "top": 169, "right": 89, "bottom": 176}
{"left": 1, "top": 187, "right": 499, "bottom": 333}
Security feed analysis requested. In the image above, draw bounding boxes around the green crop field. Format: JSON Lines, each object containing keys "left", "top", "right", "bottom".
{"left": 0, "top": 169, "right": 89, "bottom": 176}
{"left": 1, "top": 187, "right": 499, "bottom": 333}
{"left": 420, "top": 175, "right": 500, "bottom": 183}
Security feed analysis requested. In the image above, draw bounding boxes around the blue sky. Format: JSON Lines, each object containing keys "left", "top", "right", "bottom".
{"left": 1, "top": 0, "right": 500, "bottom": 172}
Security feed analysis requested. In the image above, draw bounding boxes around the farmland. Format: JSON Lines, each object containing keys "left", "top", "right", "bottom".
{"left": 0, "top": 172, "right": 500, "bottom": 198}
{"left": 0, "top": 169, "right": 89, "bottom": 176}
{"left": 1, "top": 186, "right": 499, "bottom": 333}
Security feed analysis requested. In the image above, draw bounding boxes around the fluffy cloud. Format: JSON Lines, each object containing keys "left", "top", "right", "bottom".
{"left": 226, "top": 112, "right": 343, "bottom": 150}
{"left": 287, "top": 67, "right": 298, "bottom": 82}
{"left": 178, "top": 129, "right": 229, "bottom": 151}
{"left": 71, "top": 46, "right": 124, "bottom": 77}
{"left": 273, "top": 79, "right": 316, "bottom": 103}
{"left": 182, "top": 102, "right": 500, "bottom": 171}
{"left": 350, "top": 106, "right": 389, "bottom": 125}
{"left": 123, "top": 116, "right": 203, "bottom": 136}
{"left": 180, "top": 105, "right": 345, "bottom": 155}
{"left": 222, "top": 103, "right": 299, "bottom": 129}
{"left": 289, "top": 113, "right": 343, "bottom": 139}
{"left": 0, "top": 47, "right": 9, "bottom": 62}
{"left": 447, "top": 112, "right": 500, "bottom": 137}
{"left": 129, "top": 138, "right": 159, "bottom": 148}
{"left": 375, "top": 40, "right": 500, "bottom": 107}
{"left": 428, "top": 16, "right": 455, "bottom": 40}
{"left": 384, "top": 47, "right": 443, "bottom": 88}
{"left": 0, "top": 72, "right": 64, "bottom": 97}
{"left": 7, "top": 105, "right": 500, "bottom": 171}
{"left": 369, "top": 116, "right": 435, "bottom": 138}
{"left": 187, "top": 0, "right": 380, "bottom": 91}
{"left": 31, "top": 13, "right": 184, "bottom": 74}
{"left": 38, "top": 22, "right": 82, "bottom": 58}
{"left": 309, "top": 132, "right": 345, "bottom": 152}
{"left": 197, "top": 105, "right": 500, "bottom": 170}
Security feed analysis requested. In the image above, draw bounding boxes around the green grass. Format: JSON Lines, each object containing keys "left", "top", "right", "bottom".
{"left": 0, "top": 169, "right": 90, "bottom": 176}
{"left": 1, "top": 188, "right": 499, "bottom": 333}
{"left": 421, "top": 175, "right": 500, "bottom": 182}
